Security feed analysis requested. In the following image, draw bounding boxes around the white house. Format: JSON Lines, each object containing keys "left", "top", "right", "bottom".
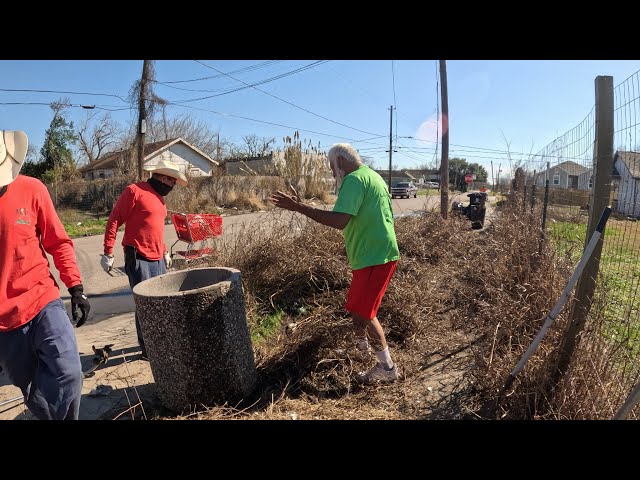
{"left": 614, "top": 150, "right": 640, "bottom": 217}
{"left": 534, "top": 160, "right": 591, "bottom": 189}
{"left": 78, "top": 137, "right": 219, "bottom": 180}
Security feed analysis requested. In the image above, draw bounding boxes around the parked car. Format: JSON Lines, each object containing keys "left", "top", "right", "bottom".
{"left": 391, "top": 182, "right": 418, "bottom": 199}
{"left": 425, "top": 181, "right": 440, "bottom": 189}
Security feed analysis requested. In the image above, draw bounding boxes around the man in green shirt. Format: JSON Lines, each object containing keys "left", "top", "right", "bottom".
{"left": 271, "top": 143, "right": 400, "bottom": 384}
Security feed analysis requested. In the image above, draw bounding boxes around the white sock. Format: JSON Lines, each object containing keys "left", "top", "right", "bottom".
{"left": 375, "top": 347, "right": 394, "bottom": 370}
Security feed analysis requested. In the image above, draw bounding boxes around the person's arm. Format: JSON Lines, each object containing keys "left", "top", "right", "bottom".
{"left": 104, "top": 186, "right": 134, "bottom": 255}
{"left": 271, "top": 189, "right": 352, "bottom": 230}
{"left": 35, "top": 181, "right": 82, "bottom": 289}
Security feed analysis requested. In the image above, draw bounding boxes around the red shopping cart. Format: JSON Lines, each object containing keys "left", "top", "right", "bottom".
{"left": 169, "top": 212, "right": 223, "bottom": 269}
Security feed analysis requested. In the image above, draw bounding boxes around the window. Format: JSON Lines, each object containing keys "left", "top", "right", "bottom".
{"left": 589, "top": 176, "right": 593, "bottom": 188}
{"left": 553, "top": 174, "right": 560, "bottom": 185}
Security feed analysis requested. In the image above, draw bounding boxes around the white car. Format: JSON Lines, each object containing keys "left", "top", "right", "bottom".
{"left": 425, "top": 181, "right": 440, "bottom": 189}
{"left": 391, "top": 182, "right": 418, "bottom": 199}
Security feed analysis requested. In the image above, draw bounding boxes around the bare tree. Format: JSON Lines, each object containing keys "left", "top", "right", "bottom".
{"left": 238, "top": 134, "right": 276, "bottom": 158}
{"left": 76, "top": 112, "right": 120, "bottom": 165}
{"left": 146, "top": 113, "right": 233, "bottom": 161}
{"left": 360, "top": 155, "right": 377, "bottom": 168}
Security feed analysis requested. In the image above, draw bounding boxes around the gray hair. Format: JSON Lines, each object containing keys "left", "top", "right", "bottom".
{"left": 327, "top": 143, "right": 363, "bottom": 169}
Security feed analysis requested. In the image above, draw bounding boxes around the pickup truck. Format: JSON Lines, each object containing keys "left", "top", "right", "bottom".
{"left": 391, "top": 182, "right": 418, "bottom": 199}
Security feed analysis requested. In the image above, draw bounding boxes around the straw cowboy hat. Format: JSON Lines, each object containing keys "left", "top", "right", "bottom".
{"left": 144, "top": 159, "right": 188, "bottom": 186}
{"left": 0, "top": 130, "right": 28, "bottom": 186}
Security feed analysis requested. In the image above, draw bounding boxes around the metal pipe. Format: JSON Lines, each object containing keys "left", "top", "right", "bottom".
{"left": 0, "top": 395, "right": 24, "bottom": 408}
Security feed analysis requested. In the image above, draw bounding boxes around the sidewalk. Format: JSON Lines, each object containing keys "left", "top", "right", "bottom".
{"left": 0, "top": 312, "right": 158, "bottom": 420}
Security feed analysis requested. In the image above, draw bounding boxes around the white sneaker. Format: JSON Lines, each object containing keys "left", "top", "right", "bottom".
{"left": 357, "top": 363, "right": 398, "bottom": 384}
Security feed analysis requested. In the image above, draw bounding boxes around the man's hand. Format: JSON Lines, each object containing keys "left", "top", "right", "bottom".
{"left": 164, "top": 251, "right": 173, "bottom": 269}
{"left": 271, "top": 183, "right": 302, "bottom": 212}
{"left": 270, "top": 191, "right": 299, "bottom": 211}
{"left": 100, "top": 254, "right": 114, "bottom": 273}
{"left": 286, "top": 181, "right": 300, "bottom": 202}
{"left": 69, "top": 284, "right": 91, "bottom": 328}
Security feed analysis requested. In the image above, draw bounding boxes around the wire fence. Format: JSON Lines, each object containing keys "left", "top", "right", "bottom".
{"left": 490, "top": 73, "right": 640, "bottom": 419}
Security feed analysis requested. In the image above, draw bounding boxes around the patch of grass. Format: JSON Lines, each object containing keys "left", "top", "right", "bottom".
{"left": 549, "top": 221, "right": 586, "bottom": 263}
{"left": 64, "top": 218, "right": 108, "bottom": 238}
{"left": 251, "top": 309, "right": 285, "bottom": 344}
{"left": 57, "top": 208, "right": 107, "bottom": 238}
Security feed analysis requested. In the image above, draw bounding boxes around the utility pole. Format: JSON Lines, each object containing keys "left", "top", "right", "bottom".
{"left": 137, "top": 60, "right": 150, "bottom": 181}
{"left": 496, "top": 164, "right": 501, "bottom": 192}
{"left": 491, "top": 160, "right": 495, "bottom": 192}
{"left": 439, "top": 60, "right": 449, "bottom": 219}
{"left": 387, "top": 106, "right": 395, "bottom": 192}
{"left": 216, "top": 131, "right": 221, "bottom": 164}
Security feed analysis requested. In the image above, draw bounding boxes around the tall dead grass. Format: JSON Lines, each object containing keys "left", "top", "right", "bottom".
{"left": 156, "top": 199, "right": 632, "bottom": 420}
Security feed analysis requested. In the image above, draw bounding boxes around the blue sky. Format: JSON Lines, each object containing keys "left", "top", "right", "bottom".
{"left": 2, "top": 60, "right": 640, "bottom": 175}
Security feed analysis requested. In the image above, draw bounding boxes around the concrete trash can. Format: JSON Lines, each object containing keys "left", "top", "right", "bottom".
{"left": 132, "top": 267, "right": 257, "bottom": 412}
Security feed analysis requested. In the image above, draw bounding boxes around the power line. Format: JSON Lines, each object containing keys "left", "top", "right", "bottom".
{"left": 0, "top": 101, "right": 131, "bottom": 112}
{"left": 160, "top": 60, "right": 285, "bottom": 84}
{"left": 167, "top": 102, "right": 389, "bottom": 146}
{"left": 0, "top": 88, "right": 128, "bottom": 103}
{"left": 168, "top": 61, "right": 329, "bottom": 104}
{"left": 193, "top": 60, "right": 383, "bottom": 137}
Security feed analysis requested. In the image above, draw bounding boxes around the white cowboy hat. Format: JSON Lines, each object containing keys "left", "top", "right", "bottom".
{"left": 144, "top": 159, "right": 188, "bottom": 186}
{"left": 0, "top": 130, "right": 28, "bottom": 186}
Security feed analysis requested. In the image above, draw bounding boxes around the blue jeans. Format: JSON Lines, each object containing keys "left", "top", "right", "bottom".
{"left": 124, "top": 246, "right": 167, "bottom": 354}
{"left": 0, "top": 299, "right": 83, "bottom": 420}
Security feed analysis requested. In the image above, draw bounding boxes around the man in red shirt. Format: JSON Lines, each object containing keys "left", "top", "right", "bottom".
{"left": 101, "top": 159, "right": 187, "bottom": 359}
{"left": 0, "top": 130, "right": 90, "bottom": 420}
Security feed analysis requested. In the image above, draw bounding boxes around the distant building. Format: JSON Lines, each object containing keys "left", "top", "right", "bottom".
{"left": 614, "top": 150, "right": 640, "bottom": 217}
{"left": 534, "top": 161, "right": 590, "bottom": 189}
{"left": 78, "top": 138, "right": 219, "bottom": 180}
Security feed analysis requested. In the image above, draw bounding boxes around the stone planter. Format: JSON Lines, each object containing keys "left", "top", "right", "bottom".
{"left": 132, "top": 267, "right": 257, "bottom": 412}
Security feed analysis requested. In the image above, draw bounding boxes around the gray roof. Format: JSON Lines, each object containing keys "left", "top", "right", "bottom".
{"left": 554, "top": 161, "right": 590, "bottom": 176}
{"left": 615, "top": 151, "right": 640, "bottom": 179}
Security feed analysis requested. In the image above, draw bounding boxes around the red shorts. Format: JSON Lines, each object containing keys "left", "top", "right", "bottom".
{"left": 344, "top": 260, "right": 398, "bottom": 320}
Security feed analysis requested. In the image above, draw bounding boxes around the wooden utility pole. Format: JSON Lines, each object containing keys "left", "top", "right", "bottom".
{"left": 137, "top": 60, "right": 150, "bottom": 181}
{"left": 216, "top": 131, "right": 221, "bottom": 164}
{"left": 439, "top": 60, "right": 449, "bottom": 219}
{"left": 387, "top": 106, "right": 394, "bottom": 192}
{"left": 555, "top": 75, "right": 614, "bottom": 379}
{"left": 491, "top": 160, "right": 495, "bottom": 192}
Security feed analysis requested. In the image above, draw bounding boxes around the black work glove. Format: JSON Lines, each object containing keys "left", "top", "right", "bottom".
{"left": 69, "top": 284, "right": 91, "bottom": 328}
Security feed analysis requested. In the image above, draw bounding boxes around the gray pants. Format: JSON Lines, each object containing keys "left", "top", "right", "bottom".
{"left": 0, "top": 299, "right": 83, "bottom": 420}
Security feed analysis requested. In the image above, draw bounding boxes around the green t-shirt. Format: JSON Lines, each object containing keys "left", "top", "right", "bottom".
{"left": 333, "top": 165, "right": 400, "bottom": 270}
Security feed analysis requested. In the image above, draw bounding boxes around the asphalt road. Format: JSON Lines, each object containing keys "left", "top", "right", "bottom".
{"left": 51, "top": 192, "right": 467, "bottom": 325}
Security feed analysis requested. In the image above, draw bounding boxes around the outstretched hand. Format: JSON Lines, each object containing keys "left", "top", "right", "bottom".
{"left": 271, "top": 183, "right": 302, "bottom": 212}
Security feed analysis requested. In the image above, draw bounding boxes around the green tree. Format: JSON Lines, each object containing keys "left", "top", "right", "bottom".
{"left": 467, "top": 163, "right": 489, "bottom": 183}
{"left": 449, "top": 157, "right": 469, "bottom": 191}
{"left": 38, "top": 99, "right": 78, "bottom": 183}
{"left": 448, "top": 157, "right": 489, "bottom": 191}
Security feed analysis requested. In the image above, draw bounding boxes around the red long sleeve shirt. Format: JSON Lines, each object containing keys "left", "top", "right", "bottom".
{"left": 103, "top": 181, "right": 167, "bottom": 260}
{"left": 0, "top": 175, "right": 82, "bottom": 332}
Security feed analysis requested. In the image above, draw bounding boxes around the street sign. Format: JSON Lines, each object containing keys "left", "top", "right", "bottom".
{"left": 464, "top": 173, "right": 473, "bottom": 184}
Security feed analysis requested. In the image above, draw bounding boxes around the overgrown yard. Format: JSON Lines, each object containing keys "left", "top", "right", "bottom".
{"left": 139, "top": 205, "right": 614, "bottom": 420}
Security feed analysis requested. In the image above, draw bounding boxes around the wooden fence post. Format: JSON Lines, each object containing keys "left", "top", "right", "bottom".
{"left": 555, "top": 75, "right": 614, "bottom": 379}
